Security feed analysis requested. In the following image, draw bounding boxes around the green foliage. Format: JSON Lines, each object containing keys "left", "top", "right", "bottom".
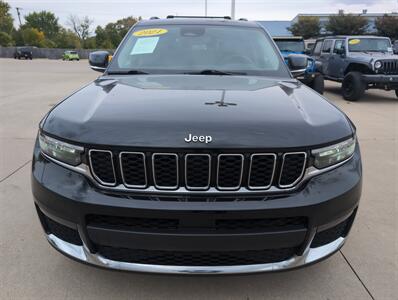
{"left": 20, "top": 27, "right": 45, "bottom": 47}
{"left": 375, "top": 15, "right": 398, "bottom": 40}
{"left": 288, "top": 17, "right": 320, "bottom": 39}
{"left": 24, "top": 11, "right": 60, "bottom": 39}
{"left": 54, "top": 28, "right": 81, "bottom": 49}
{"left": 82, "top": 36, "right": 96, "bottom": 49}
{"left": 95, "top": 16, "right": 139, "bottom": 48}
{"left": 326, "top": 14, "right": 368, "bottom": 35}
{"left": 0, "top": 0, "right": 14, "bottom": 34}
{"left": 0, "top": 31, "right": 13, "bottom": 46}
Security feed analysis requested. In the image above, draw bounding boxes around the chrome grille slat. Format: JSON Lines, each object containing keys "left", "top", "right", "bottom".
{"left": 217, "top": 154, "right": 244, "bottom": 191}
{"left": 279, "top": 152, "right": 307, "bottom": 188}
{"left": 119, "top": 152, "right": 147, "bottom": 188}
{"left": 88, "top": 150, "right": 116, "bottom": 186}
{"left": 248, "top": 153, "right": 277, "bottom": 190}
{"left": 185, "top": 154, "right": 211, "bottom": 190}
{"left": 88, "top": 150, "right": 308, "bottom": 192}
{"left": 152, "top": 153, "right": 179, "bottom": 190}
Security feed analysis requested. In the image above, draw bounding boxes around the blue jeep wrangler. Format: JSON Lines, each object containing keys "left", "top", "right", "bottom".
{"left": 312, "top": 36, "right": 398, "bottom": 101}
{"left": 274, "top": 36, "right": 324, "bottom": 94}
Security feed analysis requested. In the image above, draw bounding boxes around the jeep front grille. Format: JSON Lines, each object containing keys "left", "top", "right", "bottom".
{"left": 380, "top": 60, "right": 398, "bottom": 75}
{"left": 88, "top": 149, "right": 307, "bottom": 191}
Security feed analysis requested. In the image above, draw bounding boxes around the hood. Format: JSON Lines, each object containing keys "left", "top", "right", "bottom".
{"left": 43, "top": 75, "right": 353, "bottom": 149}
{"left": 349, "top": 52, "right": 398, "bottom": 62}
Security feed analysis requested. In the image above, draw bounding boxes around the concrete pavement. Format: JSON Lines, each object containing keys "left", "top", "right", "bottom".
{"left": 0, "top": 59, "right": 396, "bottom": 299}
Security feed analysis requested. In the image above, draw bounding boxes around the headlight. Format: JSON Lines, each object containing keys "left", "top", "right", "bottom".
{"left": 39, "top": 133, "right": 84, "bottom": 166}
{"left": 374, "top": 61, "right": 382, "bottom": 69}
{"left": 312, "top": 137, "right": 356, "bottom": 169}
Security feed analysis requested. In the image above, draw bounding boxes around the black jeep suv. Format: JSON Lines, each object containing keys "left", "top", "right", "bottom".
{"left": 32, "top": 17, "right": 362, "bottom": 274}
{"left": 312, "top": 36, "right": 398, "bottom": 101}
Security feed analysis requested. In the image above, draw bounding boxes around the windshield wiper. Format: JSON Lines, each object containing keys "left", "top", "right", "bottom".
{"left": 184, "top": 69, "right": 247, "bottom": 76}
{"left": 107, "top": 70, "right": 149, "bottom": 75}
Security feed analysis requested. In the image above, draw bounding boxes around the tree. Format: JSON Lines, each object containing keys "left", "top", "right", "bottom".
{"left": 95, "top": 16, "right": 139, "bottom": 48}
{"left": 288, "top": 16, "right": 320, "bottom": 39}
{"left": 375, "top": 15, "right": 398, "bottom": 41}
{"left": 0, "top": 0, "right": 14, "bottom": 34}
{"left": 24, "top": 11, "right": 60, "bottom": 39}
{"left": 20, "top": 27, "right": 45, "bottom": 47}
{"left": 67, "top": 15, "right": 93, "bottom": 41}
{"left": 54, "top": 28, "right": 81, "bottom": 48}
{"left": 0, "top": 31, "right": 13, "bottom": 46}
{"left": 326, "top": 13, "right": 368, "bottom": 35}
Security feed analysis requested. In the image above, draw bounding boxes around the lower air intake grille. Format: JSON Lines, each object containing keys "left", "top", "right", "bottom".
{"left": 45, "top": 216, "right": 82, "bottom": 245}
{"left": 96, "top": 246, "right": 298, "bottom": 266}
{"left": 86, "top": 215, "right": 179, "bottom": 231}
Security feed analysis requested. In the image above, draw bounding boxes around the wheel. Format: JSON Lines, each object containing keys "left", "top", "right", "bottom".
{"left": 309, "top": 74, "right": 324, "bottom": 94}
{"left": 395, "top": 90, "right": 398, "bottom": 98}
{"left": 342, "top": 72, "right": 365, "bottom": 101}
{"left": 77, "top": 59, "right": 80, "bottom": 61}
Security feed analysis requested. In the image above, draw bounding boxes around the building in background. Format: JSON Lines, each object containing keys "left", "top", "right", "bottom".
{"left": 258, "top": 10, "right": 398, "bottom": 37}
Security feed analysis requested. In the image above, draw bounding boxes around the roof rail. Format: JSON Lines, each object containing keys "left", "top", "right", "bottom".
{"left": 238, "top": 18, "right": 248, "bottom": 21}
{"left": 166, "top": 15, "right": 231, "bottom": 20}
{"left": 149, "top": 16, "right": 159, "bottom": 20}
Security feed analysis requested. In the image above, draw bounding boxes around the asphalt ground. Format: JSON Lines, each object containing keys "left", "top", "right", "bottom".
{"left": 0, "top": 58, "right": 397, "bottom": 299}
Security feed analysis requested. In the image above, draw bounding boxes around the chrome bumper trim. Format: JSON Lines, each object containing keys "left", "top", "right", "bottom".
{"left": 46, "top": 234, "right": 345, "bottom": 275}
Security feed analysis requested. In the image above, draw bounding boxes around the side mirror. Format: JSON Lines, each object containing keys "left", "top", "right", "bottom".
{"left": 89, "top": 51, "right": 110, "bottom": 72}
{"left": 287, "top": 54, "right": 308, "bottom": 77}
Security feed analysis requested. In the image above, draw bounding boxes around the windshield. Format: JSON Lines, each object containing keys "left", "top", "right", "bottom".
{"left": 70, "top": 51, "right": 77, "bottom": 54}
{"left": 108, "top": 24, "right": 288, "bottom": 77}
{"left": 348, "top": 38, "right": 391, "bottom": 52}
{"left": 274, "top": 40, "right": 305, "bottom": 53}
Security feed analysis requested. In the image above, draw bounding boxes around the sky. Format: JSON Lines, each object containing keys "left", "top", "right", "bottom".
{"left": 6, "top": 0, "right": 398, "bottom": 29}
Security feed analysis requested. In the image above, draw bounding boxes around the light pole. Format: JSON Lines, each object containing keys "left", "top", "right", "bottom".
{"left": 205, "top": 0, "right": 207, "bottom": 16}
{"left": 16, "top": 7, "right": 23, "bottom": 26}
{"left": 231, "top": 0, "right": 235, "bottom": 20}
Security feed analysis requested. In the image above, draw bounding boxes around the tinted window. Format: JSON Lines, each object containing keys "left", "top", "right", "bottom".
{"left": 333, "top": 40, "right": 344, "bottom": 53}
{"left": 274, "top": 39, "right": 305, "bottom": 53}
{"left": 313, "top": 41, "right": 323, "bottom": 55}
{"left": 109, "top": 25, "right": 288, "bottom": 77}
{"left": 322, "top": 40, "right": 333, "bottom": 53}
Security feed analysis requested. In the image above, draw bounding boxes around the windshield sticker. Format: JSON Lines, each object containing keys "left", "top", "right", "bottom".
{"left": 133, "top": 28, "right": 168, "bottom": 37}
{"left": 349, "top": 39, "right": 361, "bottom": 45}
{"left": 130, "top": 37, "right": 159, "bottom": 55}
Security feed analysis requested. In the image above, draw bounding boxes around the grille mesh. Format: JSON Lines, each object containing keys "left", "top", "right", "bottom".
{"left": 217, "top": 155, "right": 243, "bottom": 189}
{"left": 279, "top": 153, "right": 306, "bottom": 187}
{"left": 249, "top": 154, "right": 276, "bottom": 188}
{"left": 153, "top": 154, "right": 178, "bottom": 189}
{"left": 96, "top": 246, "right": 298, "bottom": 266}
{"left": 89, "top": 150, "right": 115, "bottom": 185}
{"left": 120, "top": 152, "right": 146, "bottom": 187}
{"left": 185, "top": 154, "right": 210, "bottom": 189}
{"left": 45, "top": 216, "right": 82, "bottom": 245}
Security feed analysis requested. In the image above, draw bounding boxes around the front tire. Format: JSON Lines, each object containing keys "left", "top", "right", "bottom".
{"left": 342, "top": 72, "right": 365, "bottom": 101}
{"left": 309, "top": 74, "right": 324, "bottom": 94}
{"left": 395, "top": 90, "right": 398, "bottom": 98}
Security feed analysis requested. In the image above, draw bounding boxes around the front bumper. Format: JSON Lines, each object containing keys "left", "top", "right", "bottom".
{"left": 32, "top": 141, "right": 362, "bottom": 274}
{"left": 362, "top": 74, "right": 398, "bottom": 89}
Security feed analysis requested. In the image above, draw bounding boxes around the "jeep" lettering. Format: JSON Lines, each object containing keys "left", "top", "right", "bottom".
{"left": 184, "top": 134, "right": 212, "bottom": 144}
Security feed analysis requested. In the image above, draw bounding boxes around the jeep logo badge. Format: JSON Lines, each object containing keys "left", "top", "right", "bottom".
{"left": 184, "top": 134, "right": 212, "bottom": 144}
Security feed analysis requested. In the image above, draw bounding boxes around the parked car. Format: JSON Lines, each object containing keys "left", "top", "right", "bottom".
{"left": 312, "top": 36, "right": 398, "bottom": 100}
{"left": 393, "top": 40, "right": 398, "bottom": 54}
{"left": 14, "top": 47, "right": 33, "bottom": 60}
{"left": 62, "top": 50, "right": 80, "bottom": 61}
{"left": 32, "top": 16, "right": 361, "bottom": 274}
{"left": 274, "top": 36, "right": 324, "bottom": 94}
